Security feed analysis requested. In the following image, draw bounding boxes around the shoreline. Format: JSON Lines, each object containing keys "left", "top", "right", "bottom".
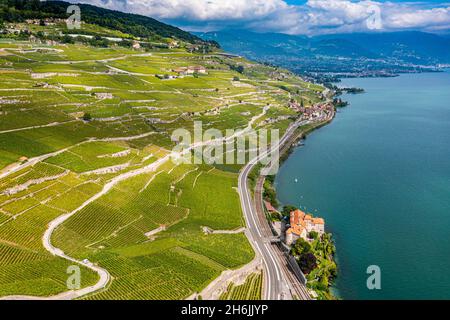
{"left": 254, "top": 106, "right": 338, "bottom": 299}
{"left": 289, "top": 71, "right": 450, "bottom": 299}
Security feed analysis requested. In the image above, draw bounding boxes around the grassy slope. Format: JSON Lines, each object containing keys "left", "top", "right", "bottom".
{"left": 0, "top": 23, "right": 324, "bottom": 299}
{"left": 219, "top": 272, "right": 263, "bottom": 300}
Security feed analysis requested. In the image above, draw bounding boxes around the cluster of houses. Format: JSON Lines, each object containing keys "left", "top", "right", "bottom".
{"left": 3, "top": 19, "right": 64, "bottom": 34}
{"left": 172, "top": 65, "right": 207, "bottom": 76}
{"left": 156, "top": 66, "right": 207, "bottom": 80}
{"left": 289, "top": 101, "right": 334, "bottom": 121}
{"left": 269, "top": 71, "right": 289, "bottom": 81}
{"left": 258, "top": 115, "right": 291, "bottom": 127}
{"left": 264, "top": 202, "right": 325, "bottom": 245}
{"left": 25, "top": 18, "right": 66, "bottom": 26}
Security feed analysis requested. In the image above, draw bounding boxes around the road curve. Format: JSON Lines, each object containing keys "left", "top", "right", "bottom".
{"left": 238, "top": 118, "right": 310, "bottom": 300}
{"left": 1, "top": 107, "right": 271, "bottom": 300}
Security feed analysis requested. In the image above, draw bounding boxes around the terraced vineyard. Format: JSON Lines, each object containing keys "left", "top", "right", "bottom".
{"left": 219, "top": 273, "right": 263, "bottom": 300}
{"left": 0, "top": 6, "right": 325, "bottom": 299}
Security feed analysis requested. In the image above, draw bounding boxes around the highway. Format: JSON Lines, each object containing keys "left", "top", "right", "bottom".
{"left": 238, "top": 118, "right": 312, "bottom": 300}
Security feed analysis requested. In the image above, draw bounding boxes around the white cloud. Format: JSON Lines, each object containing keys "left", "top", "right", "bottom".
{"left": 84, "top": 0, "right": 286, "bottom": 20}
{"left": 74, "top": 0, "right": 450, "bottom": 34}
{"left": 384, "top": 5, "right": 450, "bottom": 31}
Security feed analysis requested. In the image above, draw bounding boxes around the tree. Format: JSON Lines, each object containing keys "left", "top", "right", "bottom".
{"left": 230, "top": 64, "right": 244, "bottom": 74}
{"left": 328, "top": 262, "right": 337, "bottom": 279}
{"left": 270, "top": 211, "right": 281, "bottom": 221}
{"left": 233, "top": 76, "right": 240, "bottom": 81}
{"left": 263, "top": 187, "right": 278, "bottom": 207}
{"left": 322, "top": 233, "right": 336, "bottom": 256}
{"left": 82, "top": 112, "right": 92, "bottom": 121}
{"left": 282, "top": 205, "right": 297, "bottom": 217}
{"left": 61, "top": 34, "right": 74, "bottom": 44}
{"left": 119, "top": 39, "right": 132, "bottom": 48}
{"left": 298, "top": 252, "right": 317, "bottom": 275}
{"left": 266, "top": 175, "right": 275, "bottom": 184}
{"left": 291, "top": 238, "right": 311, "bottom": 257}
{"left": 308, "top": 231, "right": 319, "bottom": 240}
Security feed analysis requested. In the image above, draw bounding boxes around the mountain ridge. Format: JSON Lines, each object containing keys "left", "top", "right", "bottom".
{"left": 0, "top": 0, "right": 208, "bottom": 44}
{"left": 197, "top": 29, "right": 450, "bottom": 76}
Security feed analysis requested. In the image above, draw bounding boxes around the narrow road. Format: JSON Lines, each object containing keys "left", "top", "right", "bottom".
{"left": 0, "top": 107, "right": 271, "bottom": 300}
{"left": 238, "top": 118, "right": 312, "bottom": 300}
{"left": 255, "top": 176, "right": 310, "bottom": 300}
{"left": 0, "top": 120, "right": 78, "bottom": 135}
{"left": 238, "top": 106, "right": 335, "bottom": 300}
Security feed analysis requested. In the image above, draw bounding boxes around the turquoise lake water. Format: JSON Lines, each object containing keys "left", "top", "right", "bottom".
{"left": 275, "top": 71, "right": 450, "bottom": 299}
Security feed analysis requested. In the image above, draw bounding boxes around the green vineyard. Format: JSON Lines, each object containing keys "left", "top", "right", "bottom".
{"left": 0, "top": 6, "right": 324, "bottom": 298}
{"left": 219, "top": 273, "right": 263, "bottom": 300}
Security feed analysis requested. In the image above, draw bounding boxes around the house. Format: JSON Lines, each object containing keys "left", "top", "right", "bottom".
{"left": 168, "top": 40, "right": 179, "bottom": 49}
{"left": 190, "top": 66, "right": 207, "bottom": 74}
{"left": 132, "top": 41, "right": 141, "bottom": 49}
{"left": 285, "top": 209, "right": 325, "bottom": 245}
{"left": 264, "top": 201, "right": 278, "bottom": 214}
{"left": 25, "top": 19, "right": 40, "bottom": 25}
{"left": 46, "top": 40, "right": 58, "bottom": 46}
{"left": 173, "top": 67, "right": 189, "bottom": 76}
{"left": 286, "top": 224, "right": 308, "bottom": 245}
{"left": 95, "top": 92, "right": 113, "bottom": 99}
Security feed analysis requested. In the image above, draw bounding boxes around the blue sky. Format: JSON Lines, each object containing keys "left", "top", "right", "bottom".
{"left": 77, "top": 1, "right": 450, "bottom": 35}
{"left": 286, "top": 0, "right": 449, "bottom": 3}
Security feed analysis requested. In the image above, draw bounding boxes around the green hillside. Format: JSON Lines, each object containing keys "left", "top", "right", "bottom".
{"left": 0, "top": 2, "right": 326, "bottom": 300}
{"left": 0, "top": 0, "right": 215, "bottom": 45}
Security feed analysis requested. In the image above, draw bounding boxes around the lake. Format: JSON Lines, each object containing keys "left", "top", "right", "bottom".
{"left": 275, "top": 71, "right": 450, "bottom": 299}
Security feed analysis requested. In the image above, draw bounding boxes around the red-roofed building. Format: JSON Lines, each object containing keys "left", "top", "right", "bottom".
{"left": 264, "top": 201, "right": 278, "bottom": 213}
{"left": 286, "top": 209, "right": 325, "bottom": 245}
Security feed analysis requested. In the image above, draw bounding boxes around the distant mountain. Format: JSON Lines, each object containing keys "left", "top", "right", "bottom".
{"left": 316, "top": 32, "right": 450, "bottom": 64}
{"left": 0, "top": 0, "right": 207, "bottom": 44}
{"left": 197, "top": 30, "right": 450, "bottom": 76}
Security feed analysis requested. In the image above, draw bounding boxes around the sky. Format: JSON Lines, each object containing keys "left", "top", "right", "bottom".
{"left": 74, "top": 0, "right": 450, "bottom": 35}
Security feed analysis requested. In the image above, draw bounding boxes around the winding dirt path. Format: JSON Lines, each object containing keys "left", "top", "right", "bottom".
{"left": 0, "top": 107, "right": 270, "bottom": 300}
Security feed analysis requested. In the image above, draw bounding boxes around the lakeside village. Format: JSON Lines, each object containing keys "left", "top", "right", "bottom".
{"left": 259, "top": 95, "right": 339, "bottom": 299}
